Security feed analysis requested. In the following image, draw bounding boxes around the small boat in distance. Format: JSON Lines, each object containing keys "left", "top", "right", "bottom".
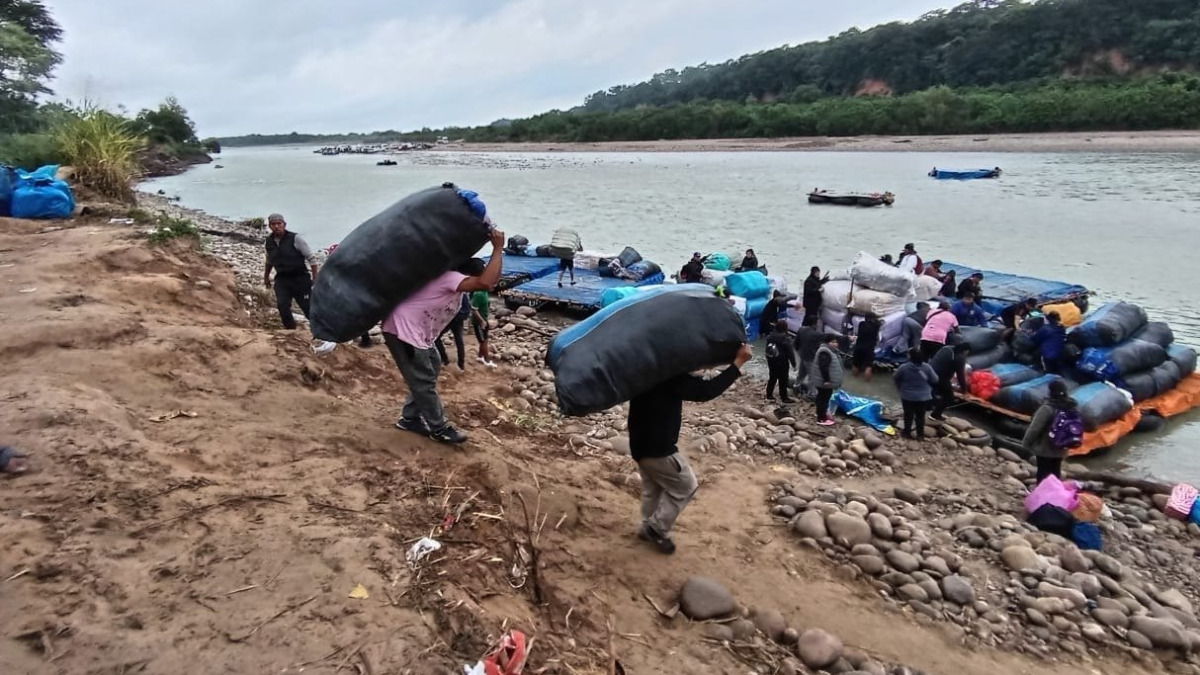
{"left": 376, "top": 159, "right": 398, "bottom": 166}
{"left": 929, "top": 167, "right": 1001, "bottom": 180}
{"left": 807, "top": 189, "right": 895, "bottom": 207}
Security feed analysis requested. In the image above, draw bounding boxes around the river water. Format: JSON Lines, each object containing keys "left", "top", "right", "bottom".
{"left": 145, "top": 145, "right": 1200, "bottom": 484}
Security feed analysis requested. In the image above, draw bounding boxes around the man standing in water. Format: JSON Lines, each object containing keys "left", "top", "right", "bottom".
{"left": 383, "top": 228, "right": 506, "bottom": 445}
{"left": 263, "top": 213, "right": 321, "bottom": 330}
{"left": 629, "top": 344, "right": 753, "bottom": 554}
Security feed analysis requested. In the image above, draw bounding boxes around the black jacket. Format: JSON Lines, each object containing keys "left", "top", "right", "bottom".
{"left": 803, "top": 275, "right": 825, "bottom": 311}
{"left": 265, "top": 231, "right": 308, "bottom": 275}
{"left": 766, "top": 329, "right": 795, "bottom": 367}
{"left": 628, "top": 366, "right": 741, "bottom": 460}
{"left": 854, "top": 318, "right": 882, "bottom": 354}
{"left": 795, "top": 326, "right": 823, "bottom": 361}
{"left": 931, "top": 345, "right": 968, "bottom": 392}
{"left": 680, "top": 260, "right": 704, "bottom": 283}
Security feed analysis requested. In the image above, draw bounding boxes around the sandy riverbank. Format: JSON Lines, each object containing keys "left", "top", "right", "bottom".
{"left": 0, "top": 198, "right": 1196, "bottom": 673}
{"left": 434, "top": 130, "right": 1200, "bottom": 154}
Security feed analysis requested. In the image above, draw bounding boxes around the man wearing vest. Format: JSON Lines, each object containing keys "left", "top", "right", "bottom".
{"left": 264, "top": 213, "right": 320, "bottom": 330}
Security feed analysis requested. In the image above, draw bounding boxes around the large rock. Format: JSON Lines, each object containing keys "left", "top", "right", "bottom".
{"left": 794, "top": 511, "right": 828, "bottom": 540}
{"left": 894, "top": 487, "right": 924, "bottom": 504}
{"left": 852, "top": 555, "right": 886, "bottom": 576}
{"left": 797, "top": 629, "right": 844, "bottom": 669}
{"left": 898, "top": 583, "right": 929, "bottom": 602}
{"left": 1002, "top": 546, "right": 1048, "bottom": 574}
{"left": 797, "top": 449, "right": 823, "bottom": 470}
{"left": 1092, "top": 608, "right": 1129, "bottom": 629}
{"left": 1092, "top": 553, "right": 1124, "bottom": 579}
{"left": 867, "top": 513, "right": 894, "bottom": 540}
{"left": 826, "top": 512, "right": 873, "bottom": 547}
{"left": 1129, "top": 616, "right": 1189, "bottom": 650}
{"left": 886, "top": 550, "right": 921, "bottom": 574}
{"left": 753, "top": 608, "right": 788, "bottom": 642}
{"left": 1058, "top": 545, "right": 1091, "bottom": 573}
{"left": 1066, "top": 572, "right": 1102, "bottom": 599}
{"left": 941, "top": 575, "right": 976, "bottom": 605}
{"left": 1038, "top": 583, "right": 1088, "bottom": 609}
{"left": 679, "top": 577, "right": 736, "bottom": 620}
{"left": 1156, "top": 588, "right": 1195, "bottom": 616}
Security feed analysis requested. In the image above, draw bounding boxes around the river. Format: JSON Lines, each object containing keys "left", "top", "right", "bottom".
{"left": 145, "top": 145, "right": 1200, "bottom": 485}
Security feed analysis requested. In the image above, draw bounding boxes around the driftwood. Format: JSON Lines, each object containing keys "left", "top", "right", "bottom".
{"left": 1069, "top": 470, "right": 1171, "bottom": 495}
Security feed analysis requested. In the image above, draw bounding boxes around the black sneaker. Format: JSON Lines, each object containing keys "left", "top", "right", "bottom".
{"left": 395, "top": 418, "right": 431, "bottom": 436}
{"left": 638, "top": 524, "right": 676, "bottom": 555}
{"left": 429, "top": 425, "right": 468, "bottom": 445}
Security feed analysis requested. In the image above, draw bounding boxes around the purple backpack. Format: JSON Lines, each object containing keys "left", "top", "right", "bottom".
{"left": 1049, "top": 409, "right": 1084, "bottom": 450}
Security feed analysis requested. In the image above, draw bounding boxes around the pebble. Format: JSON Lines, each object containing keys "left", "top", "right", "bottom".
{"left": 679, "top": 577, "right": 736, "bottom": 620}
{"left": 898, "top": 584, "right": 929, "bottom": 602}
{"left": 797, "top": 449, "right": 823, "bottom": 470}
{"left": 1128, "top": 616, "right": 1189, "bottom": 650}
{"left": 941, "top": 575, "right": 976, "bottom": 605}
{"left": 826, "top": 512, "right": 873, "bottom": 547}
{"left": 797, "top": 629, "right": 843, "bottom": 670}
{"left": 1001, "top": 546, "right": 1048, "bottom": 574}
{"left": 1058, "top": 545, "right": 1091, "bottom": 573}
{"left": 894, "top": 487, "right": 924, "bottom": 504}
{"left": 853, "top": 555, "right": 886, "bottom": 576}
{"left": 753, "top": 608, "right": 788, "bottom": 642}
{"left": 1092, "top": 608, "right": 1129, "bottom": 628}
{"left": 794, "top": 511, "right": 828, "bottom": 539}
{"left": 1092, "top": 553, "right": 1124, "bottom": 578}
{"left": 702, "top": 623, "right": 734, "bottom": 642}
{"left": 886, "top": 550, "right": 921, "bottom": 574}
{"left": 868, "top": 513, "right": 894, "bottom": 540}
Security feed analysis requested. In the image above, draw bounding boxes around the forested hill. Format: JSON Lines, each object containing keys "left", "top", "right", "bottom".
{"left": 581, "top": 0, "right": 1200, "bottom": 112}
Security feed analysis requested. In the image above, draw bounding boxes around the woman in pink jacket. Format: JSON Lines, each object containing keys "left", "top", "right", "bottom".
{"left": 920, "top": 301, "right": 960, "bottom": 360}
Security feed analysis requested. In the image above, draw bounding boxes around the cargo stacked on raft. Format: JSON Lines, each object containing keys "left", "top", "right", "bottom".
{"left": 807, "top": 189, "right": 895, "bottom": 207}
{"left": 490, "top": 237, "right": 664, "bottom": 312}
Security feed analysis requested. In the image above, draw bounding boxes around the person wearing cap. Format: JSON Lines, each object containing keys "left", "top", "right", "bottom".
{"left": 956, "top": 272, "right": 984, "bottom": 301}
{"left": 897, "top": 243, "right": 924, "bottom": 274}
{"left": 680, "top": 252, "right": 705, "bottom": 284}
{"left": 264, "top": 213, "right": 321, "bottom": 330}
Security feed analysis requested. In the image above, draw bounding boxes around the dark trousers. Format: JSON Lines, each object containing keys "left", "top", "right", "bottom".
{"left": 815, "top": 387, "right": 833, "bottom": 421}
{"left": 274, "top": 272, "right": 312, "bottom": 330}
{"left": 920, "top": 339, "right": 943, "bottom": 361}
{"left": 931, "top": 380, "right": 954, "bottom": 419}
{"left": 767, "top": 360, "right": 792, "bottom": 402}
{"left": 901, "top": 399, "right": 930, "bottom": 438}
{"left": 435, "top": 317, "right": 467, "bottom": 369}
{"left": 383, "top": 333, "right": 447, "bottom": 431}
{"left": 1042, "top": 355, "right": 1063, "bottom": 374}
{"left": 1036, "top": 456, "right": 1064, "bottom": 483}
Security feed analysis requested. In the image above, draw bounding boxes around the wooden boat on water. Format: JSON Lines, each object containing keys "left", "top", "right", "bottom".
{"left": 929, "top": 167, "right": 1001, "bottom": 180}
{"left": 807, "top": 190, "right": 895, "bottom": 207}
{"left": 376, "top": 159, "right": 398, "bottom": 166}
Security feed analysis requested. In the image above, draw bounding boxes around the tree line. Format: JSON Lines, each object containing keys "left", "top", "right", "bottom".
{"left": 581, "top": 0, "right": 1200, "bottom": 112}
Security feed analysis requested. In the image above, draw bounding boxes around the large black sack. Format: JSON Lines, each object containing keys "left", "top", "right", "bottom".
{"left": 1121, "top": 361, "right": 1183, "bottom": 402}
{"left": 309, "top": 184, "right": 490, "bottom": 342}
{"left": 966, "top": 343, "right": 1010, "bottom": 371}
{"left": 616, "top": 246, "right": 642, "bottom": 269}
{"left": 1132, "top": 321, "right": 1174, "bottom": 347}
{"left": 1076, "top": 339, "right": 1167, "bottom": 381}
{"left": 1168, "top": 343, "right": 1198, "bottom": 377}
{"left": 991, "top": 374, "right": 1065, "bottom": 415}
{"left": 505, "top": 235, "right": 529, "bottom": 254}
{"left": 959, "top": 326, "right": 1003, "bottom": 353}
{"left": 1069, "top": 301, "right": 1147, "bottom": 348}
{"left": 547, "top": 285, "right": 746, "bottom": 416}
{"left": 1072, "top": 382, "right": 1133, "bottom": 431}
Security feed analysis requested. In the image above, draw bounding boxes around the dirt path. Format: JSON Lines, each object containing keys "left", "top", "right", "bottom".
{"left": 0, "top": 217, "right": 1162, "bottom": 674}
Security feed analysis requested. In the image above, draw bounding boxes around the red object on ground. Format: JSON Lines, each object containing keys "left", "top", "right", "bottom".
{"left": 968, "top": 370, "right": 1001, "bottom": 400}
{"left": 484, "top": 630, "right": 528, "bottom": 675}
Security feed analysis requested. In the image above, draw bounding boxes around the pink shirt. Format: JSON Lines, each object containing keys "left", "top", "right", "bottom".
{"left": 921, "top": 309, "right": 959, "bottom": 344}
{"left": 382, "top": 271, "right": 468, "bottom": 349}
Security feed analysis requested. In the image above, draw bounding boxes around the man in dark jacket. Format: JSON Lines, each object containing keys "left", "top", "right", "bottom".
{"left": 802, "top": 266, "right": 829, "bottom": 323}
{"left": 956, "top": 272, "right": 984, "bottom": 301}
{"left": 793, "top": 315, "right": 823, "bottom": 397}
{"left": 760, "top": 290, "right": 787, "bottom": 336}
{"left": 680, "top": 252, "right": 705, "bottom": 284}
{"left": 629, "top": 344, "right": 752, "bottom": 554}
{"left": 930, "top": 340, "right": 971, "bottom": 420}
{"left": 765, "top": 320, "right": 795, "bottom": 403}
{"left": 1033, "top": 311, "right": 1069, "bottom": 373}
{"left": 263, "top": 213, "right": 321, "bottom": 330}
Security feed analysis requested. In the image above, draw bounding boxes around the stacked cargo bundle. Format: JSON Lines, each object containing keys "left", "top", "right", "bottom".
{"left": 1072, "top": 302, "right": 1198, "bottom": 402}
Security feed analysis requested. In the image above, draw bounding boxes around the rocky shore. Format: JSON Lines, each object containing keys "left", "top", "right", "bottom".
{"left": 114, "top": 192, "right": 1200, "bottom": 673}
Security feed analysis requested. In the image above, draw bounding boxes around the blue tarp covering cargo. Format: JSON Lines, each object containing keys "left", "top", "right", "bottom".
{"left": 1070, "top": 302, "right": 1148, "bottom": 348}
{"left": 600, "top": 286, "right": 638, "bottom": 307}
{"left": 745, "top": 296, "right": 769, "bottom": 320}
{"left": 1072, "top": 382, "right": 1133, "bottom": 431}
{"left": 987, "top": 363, "right": 1042, "bottom": 388}
{"left": 939, "top": 262, "right": 1089, "bottom": 318}
{"left": 830, "top": 391, "right": 896, "bottom": 434}
{"left": 501, "top": 265, "right": 664, "bottom": 312}
{"left": 930, "top": 169, "right": 1000, "bottom": 180}
{"left": 484, "top": 252, "right": 561, "bottom": 291}
{"left": 1077, "top": 339, "right": 1167, "bottom": 381}
{"left": 726, "top": 271, "right": 770, "bottom": 299}
{"left": 1168, "top": 344, "right": 1198, "bottom": 377}
{"left": 10, "top": 165, "right": 74, "bottom": 220}
{"left": 990, "top": 374, "right": 1067, "bottom": 415}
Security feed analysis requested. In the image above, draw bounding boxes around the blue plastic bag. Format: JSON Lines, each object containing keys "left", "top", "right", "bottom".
{"left": 10, "top": 165, "right": 74, "bottom": 219}
{"left": 1072, "top": 522, "right": 1103, "bottom": 551}
{"left": 726, "top": 271, "right": 770, "bottom": 299}
{"left": 0, "top": 166, "right": 15, "bottom": 217}
{"left": 830, "top": 390, "right": 896, "bottom": 434}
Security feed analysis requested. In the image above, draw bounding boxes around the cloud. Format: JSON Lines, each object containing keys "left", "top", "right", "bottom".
{"left": 44, "top": 0, "right": 937, "bottom": 136}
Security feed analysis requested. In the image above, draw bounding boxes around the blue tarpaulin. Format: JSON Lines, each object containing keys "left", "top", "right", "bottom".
{"left": 830, "top": 390, "right": 896, "bottom": 435}
{"left": 501, "top": 265, "right": 664, "bottom": 312}
{"left": 931, "top": 169, "right": 999, "bottom": 180}
{"left": 484, "top": 252, "right": 561, "bottom": 290}
{"left": 940, "top": 262, "right": 1088, "bottom": 317}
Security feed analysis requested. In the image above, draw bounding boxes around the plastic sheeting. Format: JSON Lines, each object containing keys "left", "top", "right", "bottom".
{"left": 704, "top": 252, "right": 732, "bottom": 271}
{"left": 959, "top": 326, "right": 1003, "bottom": 353}
{"left": 1133, "top": 322, "right": 1174, "bottom": 347}
{"left": 967, "top": 344, "right": 1010, "bottom": 370}
{"left": 913, "top": 275, "right": 942, "bottom": 301}
{"left": 600, "top": 286, "right": 638, "bottom": 308}
{"left": 830, "top": 390, "right": 896, "bottom": 434}
{"left": 310, "top": 184, "right": 491, "bottom": 342}
{"left": 547, "top": 285, "right": 746, "bottom": 416}
{"left": 1077, "top": 339, "right": 1167, "bottom": 381}
{"left": 726, "top": 271, "right": 771, "bottom": 299}
{"left": 1121, "top": 360, "right": 1183, "bottom": 402}
{"left": 10, "top": 165, "right": 74, "bottom": 220}
{"left": 991, "top": 374, "right": 1067, "bottom": 415}
{"left": 624, "top": 260, "right": 661, "bottom": 281}
{"left": 848, "top": 251, "right": 915, "bottom": 297}
{"left": 1168, "top": 344, "right": 1198, "bottom": 377}
{"left": 745, "top": 296, "right": 769, "bottom": 319}
{"left": 1072, "top": 382, "right": 1134, "bottom": 432}
{"left": 939, "top": 262, "right": 1089, "bottom": 318}
{"left": 1070, "top": 302, "right": 1148, "bottom": 348}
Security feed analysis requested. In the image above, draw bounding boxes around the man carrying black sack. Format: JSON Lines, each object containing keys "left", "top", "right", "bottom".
{"left": 264, "top": 213, "right": 321, "bottom": 330}
{"left": 628, "top": 343, "right": 752, "bottom": 554}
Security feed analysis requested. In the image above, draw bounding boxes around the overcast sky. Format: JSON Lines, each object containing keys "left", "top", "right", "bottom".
{"left": 45, "top": 0, "right": 938, "bottom": 137}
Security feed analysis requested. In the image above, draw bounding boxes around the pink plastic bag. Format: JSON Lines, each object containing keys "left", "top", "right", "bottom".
{"left": 1166, "top": 484, "right": 1198, "bottom": 520}
{"left": 1025, "top": 475, "right": 1079, "bottom": 514}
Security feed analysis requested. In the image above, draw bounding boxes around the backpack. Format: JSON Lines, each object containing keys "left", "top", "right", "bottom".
{"left": 765, "top": 340, "right": 782, "bottom": 360}
{"left": 1048, "top": 408, "right": 1084, "bottom": 449}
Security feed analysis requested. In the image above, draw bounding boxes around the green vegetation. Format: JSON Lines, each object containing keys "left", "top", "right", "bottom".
{"left": 53, "top": 104, "right": 144, "bottom": 201}
{"left": 0, "top": 0, "right": 63, "bottom": 133}
{"left": 146, "top": 213, "right": 200, "bottom": 245}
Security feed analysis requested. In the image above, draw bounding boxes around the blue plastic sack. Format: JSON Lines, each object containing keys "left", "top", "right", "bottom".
{"left": 988, "top": 363, "right": 1042, "bottom": 388}
{"left": 703, "top": 252, "right": 731, "bottom": 271}
{"left": 10, "top": 165, "right": 74, "bottom": 220}
{"left": 1072, "top": 522, "right": 1103, "bottom": 551}
{"left": 830, "top": 390, "right": 896, "bottom": 434}
{"left": 1070, "top": 302, "right": 1147, "bottom": 348}
{"left": 990, "top": 374, "right": 1066, "bottom": 415}
{"left": 1168, "top": 344, "right": 1198, "bottom": 377}
{"left": 1189, "top": 500, "right": 1200, "bottom": 526}
{"left": 1077, "top": 339, "right": 1166, "bottom": 381}
{"left": 726, "top": 271, "right": 770, "bottom": 299}
{"left": 600, "top": 286, "right": 638, "bottom": 308}
{"left": 1072, "top": 382, "right": 1133, "bottom": 432}
{"left": 745, "top": 296, "right": 769, "bottom": 319}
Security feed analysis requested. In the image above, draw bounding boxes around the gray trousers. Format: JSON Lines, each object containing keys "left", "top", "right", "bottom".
{"left": 795, "top": 358, "right": 813, "bottom": 394}
{"left": 637, "top": 452, "right": 699, "bottom": 536}
{"left": 383, "top": 333, "right": 447, "bottom": 431}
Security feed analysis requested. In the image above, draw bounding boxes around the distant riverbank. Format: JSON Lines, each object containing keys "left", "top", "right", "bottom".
{"left": 432, "top": 130, "right": 1200, "bottom": 154}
